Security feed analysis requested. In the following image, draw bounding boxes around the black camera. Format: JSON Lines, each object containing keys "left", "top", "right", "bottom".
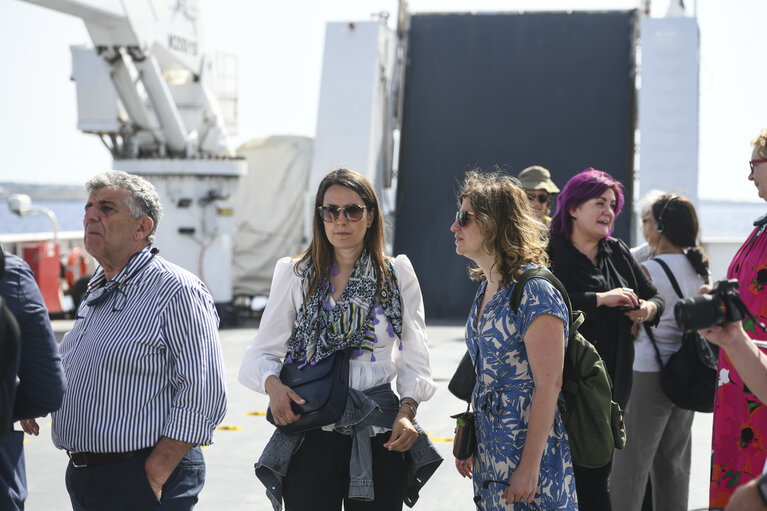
{"left": 674, "top": 279, "right": 744, "bottom": 332}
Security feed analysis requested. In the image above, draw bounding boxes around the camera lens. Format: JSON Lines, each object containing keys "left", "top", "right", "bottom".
{"left": 674, "top": 294, "right": 725, "bottom": 332}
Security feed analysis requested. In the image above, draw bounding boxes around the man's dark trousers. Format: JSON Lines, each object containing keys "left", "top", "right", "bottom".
{"left": 65, "top": 446, "right": 205, "bottom": 510}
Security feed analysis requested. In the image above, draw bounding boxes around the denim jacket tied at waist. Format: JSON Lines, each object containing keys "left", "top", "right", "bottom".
{"left": 254, "top": 383, "right": 443, "bottom": 510}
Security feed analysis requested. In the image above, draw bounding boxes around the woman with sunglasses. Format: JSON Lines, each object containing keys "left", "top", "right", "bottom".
{"left": 547, "top": 168, "right": 664, "bottom": 511}
{"left": 610, "top": 194, "right": 709, "bottom": 511}
{"left": 451, "top": 170, "right": 578, "bottom": 510}
{"left": 238, "top": 168, "right": 440, "bottom": 511}
{"left": 517, "top": 165, "right": 560, "bottom": 227}
{"left": 703, "top": 130, "right": 767, "bottom": 509}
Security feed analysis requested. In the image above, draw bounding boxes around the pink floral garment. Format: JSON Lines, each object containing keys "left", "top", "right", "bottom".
{"left": 711, "top": 220, "right": 767, "bottom": 508}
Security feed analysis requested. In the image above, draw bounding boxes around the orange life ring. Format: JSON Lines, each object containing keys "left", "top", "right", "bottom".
{"left": 65, "top": 247, "right": 88, "bottom": 288}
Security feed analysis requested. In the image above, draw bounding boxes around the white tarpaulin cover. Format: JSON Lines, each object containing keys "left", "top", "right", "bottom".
{"left": 233, "top": 135, "right": 313, "bottom": 297}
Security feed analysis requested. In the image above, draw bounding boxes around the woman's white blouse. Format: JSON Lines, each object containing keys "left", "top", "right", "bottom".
{"left": 237, "top": 254, "right": 437, "bottom": 404}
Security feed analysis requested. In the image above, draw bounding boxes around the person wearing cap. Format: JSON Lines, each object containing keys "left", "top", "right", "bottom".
{"left": 517, "top": 165, "right": 560, "bottom": 226}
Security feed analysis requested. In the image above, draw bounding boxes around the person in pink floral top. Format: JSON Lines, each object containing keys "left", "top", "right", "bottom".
{"left": 704, "top": 130, "right": 767, "bottom": 509}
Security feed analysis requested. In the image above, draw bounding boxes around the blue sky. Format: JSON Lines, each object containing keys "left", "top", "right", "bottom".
{"left": 1, "top": 0, "right": 765, "bottom": 202}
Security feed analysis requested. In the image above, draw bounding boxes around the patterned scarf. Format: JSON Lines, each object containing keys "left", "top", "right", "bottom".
{"left": 286, "top": 250, "right": 403, "bottom": 366}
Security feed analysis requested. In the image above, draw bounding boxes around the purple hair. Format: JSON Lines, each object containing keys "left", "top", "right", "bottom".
{"left": 549, "top": 168, "right": 625, "bottom": 241}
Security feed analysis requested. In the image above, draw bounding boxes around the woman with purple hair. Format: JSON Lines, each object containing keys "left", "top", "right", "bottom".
{"left": 547, "top": 168, "right": 665, "bottom": 511}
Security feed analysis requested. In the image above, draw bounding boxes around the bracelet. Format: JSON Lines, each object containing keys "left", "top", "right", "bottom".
{"left": 399, "top": 398, "right": 418, "bottom": 419}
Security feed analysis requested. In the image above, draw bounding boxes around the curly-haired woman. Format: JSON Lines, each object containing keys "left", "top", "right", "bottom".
{"left": 452, "top": 169, "right": 577, "bottom": 510}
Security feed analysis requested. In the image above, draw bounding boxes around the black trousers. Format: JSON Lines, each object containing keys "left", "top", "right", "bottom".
{"left": 283, "top": 429, "right": 406, "bottom": 511}
{"left": 573, "top": 460, "right": 613, "bottom": 511}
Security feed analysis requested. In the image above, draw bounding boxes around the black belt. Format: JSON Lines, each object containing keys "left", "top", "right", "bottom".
{"left": 67, "top": 448, "right": 150, "bottom": 468}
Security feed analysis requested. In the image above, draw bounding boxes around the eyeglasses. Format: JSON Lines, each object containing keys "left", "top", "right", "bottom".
{"left": 455, "top": 210, "right": 475, "bottom": 227}
{"left": 76, "top": 248, "right": 158, "bottom": 318}
{"left": 318, "top": 204, "right": 367, "bottom": 222}
{"left": 526, "top": 192, "right": 550, "bottom": 204}
{"left": 750, "top": 159, "right": 767, "bottom": 172}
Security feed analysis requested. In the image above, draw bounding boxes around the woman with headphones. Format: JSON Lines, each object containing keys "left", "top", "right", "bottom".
{"left": 610, "top": 194, "right": 710, "bottom": 511}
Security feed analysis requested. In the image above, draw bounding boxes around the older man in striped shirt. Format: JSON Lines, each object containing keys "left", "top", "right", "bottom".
{"left": 22, "top": 170, "right": 227, "bottom": 510}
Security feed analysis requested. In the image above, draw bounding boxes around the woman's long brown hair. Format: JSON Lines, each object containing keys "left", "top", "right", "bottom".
{"left": 295, "top": 168, "right": 388, "bottom": 298}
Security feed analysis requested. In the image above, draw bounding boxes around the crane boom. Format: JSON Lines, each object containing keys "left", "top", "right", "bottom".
{"left": 20, "top": 0, "right": 246, "bottom": 320}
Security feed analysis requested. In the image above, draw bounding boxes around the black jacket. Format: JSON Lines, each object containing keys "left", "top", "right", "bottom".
{"left": 547, "top": 235, "right": 665, "bottom": 409}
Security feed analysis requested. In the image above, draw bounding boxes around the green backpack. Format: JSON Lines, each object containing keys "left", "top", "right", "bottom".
{"left": 510, "top": 267, "right": 627, "bottom": 468}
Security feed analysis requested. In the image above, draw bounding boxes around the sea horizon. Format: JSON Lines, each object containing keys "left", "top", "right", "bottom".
{"left": 1, "top": 197, "right": 764, "bottom": 241}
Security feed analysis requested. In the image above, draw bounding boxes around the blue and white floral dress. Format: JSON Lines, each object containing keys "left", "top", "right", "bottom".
{"left": 467, "top": 269, "right": 578, "bottom": 510}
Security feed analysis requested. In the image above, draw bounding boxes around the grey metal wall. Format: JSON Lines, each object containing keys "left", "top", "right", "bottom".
{"left": 393, "top": 11, "right": 638, "bottom": 318}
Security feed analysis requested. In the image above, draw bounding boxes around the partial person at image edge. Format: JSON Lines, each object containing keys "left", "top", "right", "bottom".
{"left": 704, "top": 130, "right": 767, "bottom": 510}
{"left": 0, "top": 249, "right": 66, "bottom": 511}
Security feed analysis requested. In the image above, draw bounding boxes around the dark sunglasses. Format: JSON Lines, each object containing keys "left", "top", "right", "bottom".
{"left": 526, "top": 192, "right": 550, "bottom": 204}
{"left": 319, "top": 204, "right": 367, "bottom": 222}
{"left": 455, "top": 210, "right": 475, "bottom": 227}
{"left": 750, "top": 158, "right": 767, "bottom": 172}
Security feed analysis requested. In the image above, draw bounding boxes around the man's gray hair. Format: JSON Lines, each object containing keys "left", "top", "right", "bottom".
{"left": 86, "top": 170, "right": 163, "bottom": 244}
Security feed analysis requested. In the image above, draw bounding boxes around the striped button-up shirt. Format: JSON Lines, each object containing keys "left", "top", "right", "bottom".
{"left": 52, "top": 246, "right": 227, "bottom": 452}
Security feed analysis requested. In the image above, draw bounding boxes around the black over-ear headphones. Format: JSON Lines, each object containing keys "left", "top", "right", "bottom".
{"left": 656, "top": 195, "right": 677, "bottom": 234}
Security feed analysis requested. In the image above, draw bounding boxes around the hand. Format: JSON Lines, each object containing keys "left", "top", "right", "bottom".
{"left": 700, "top": 320, "right": 747, "bottom": 349}
{"left": 597, "top": 287, "right": 639, "bottom": 309}
{"left": 502, "top": 465, "right": 538, "bottom": 505}
{"left": 143, "top": 437, "right": 193, "bottom": 502}
{"left": 725, "top": 476, "right": 765, "bottom": 511}
{"left": 383, "top": 413, "right": 418, "bottom": 452}
{"left": 264, "top": 375, "right": 305, "bottom": 426}
{"left": 455, "top": 456, "right": 473, "bottom": 478}
{"left": 144, "top": 466, "right": 164, "bottom": 501}
{"left": 624, "top": 299, "right": 654, "bottom": 324}
{"left": 20, "top": 418, "right": 42, "bottom": 436}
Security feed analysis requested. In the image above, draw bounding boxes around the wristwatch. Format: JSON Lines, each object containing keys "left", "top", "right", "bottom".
{"left": 758, "top": 472, "right": 767, "bottom": 507}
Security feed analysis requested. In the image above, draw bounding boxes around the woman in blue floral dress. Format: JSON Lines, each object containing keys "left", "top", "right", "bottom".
{"left": 451, "top": 170, "right": 578, "bottom": 510}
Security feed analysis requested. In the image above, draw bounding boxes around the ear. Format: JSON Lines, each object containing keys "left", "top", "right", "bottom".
{"left": 135, "top": 216, "right": 154, "bottom": 240}
{"left": 367, "top": 208, "right": 375, "bottom": 228}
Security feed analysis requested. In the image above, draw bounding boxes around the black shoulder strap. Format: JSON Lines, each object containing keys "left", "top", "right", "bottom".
{"left": 510, "top": 267, "right": 573, "bottom": 327}
{"left": 642, "top": 322, "right": 665, "bottom": 368}
{"left": 651, "top": 258, "right": 684, "bottom": 299}
{"left": 643, "top": 257, "right": 685, "bottom": 369}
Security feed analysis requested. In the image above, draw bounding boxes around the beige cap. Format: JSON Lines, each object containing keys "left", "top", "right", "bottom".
{"left": 518, "top": 165, "right": 560, "bottom": 194}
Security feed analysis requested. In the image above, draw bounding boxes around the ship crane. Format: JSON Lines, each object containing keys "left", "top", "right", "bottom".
{"left": 20, "top": 0, "right": 246, "bottom": 322}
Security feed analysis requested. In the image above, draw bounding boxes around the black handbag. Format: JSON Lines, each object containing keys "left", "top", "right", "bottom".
{"left": 448, "top": 350, "right": 475, "bottom": 402}
{"left": 643, "top": 258, "right": 718, "bottom": 413}
{"left": 266, "top": 348, "right": 352, "bottom": 433}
